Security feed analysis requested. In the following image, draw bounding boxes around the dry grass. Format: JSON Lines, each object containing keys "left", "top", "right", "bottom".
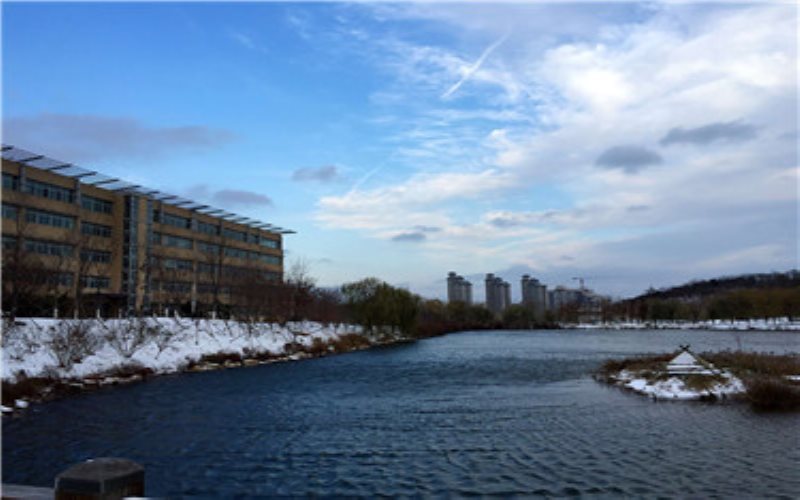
{"left": 745, "top": 378, "right": 800, "bottom": 411}
{"left": 702, "top": 351, "right": 800, "bottom": 377}
{"left": 330, "top": 333, "right": 372, "bottom": 353}
{"left": 598, "top": 353, "right": 674, "bottom": 379}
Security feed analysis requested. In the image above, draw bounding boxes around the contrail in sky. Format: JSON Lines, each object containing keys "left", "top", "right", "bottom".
{"left": 442, "top": 32, "right": 510, "bottom": 100}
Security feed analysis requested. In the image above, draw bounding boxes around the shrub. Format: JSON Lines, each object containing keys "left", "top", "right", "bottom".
{"left": 746, "top": 377, "right": 800, "bottom": 411}
{"left": 104, "top": 318, "right": 151, "bottom": 359}
{"left": 304, "top": 337, "right": 330, "bottom": 356}
{"left": 46, "top": 320, "right": 100, "bottom": 370}
{"left": 331, "top": 333, "right": 371, "bottom": 353}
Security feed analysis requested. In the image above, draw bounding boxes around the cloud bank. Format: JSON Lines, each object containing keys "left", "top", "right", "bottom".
{"left": 3, "top": 113, "right": 234, "bottom": 163}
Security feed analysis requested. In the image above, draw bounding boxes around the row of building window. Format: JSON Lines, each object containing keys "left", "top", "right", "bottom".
{"left": 24, "top": 179, "right": 76, "bottom": 204}
{"left": 81, "top": 195, "right": 113, "bottom": 214}
{"left": 26, "top": 208, "right": 75, "bottom": 229}
{"left": 82, "top": 221, "right": 112, "bottom": 238}
{"left": 3, "top": 204, "right": 114, "bottom": 238}
{"left": 81, "top": 275, "right": 111, "bottom": 289}
{"left": 25, "top": 239, "right": 74, "bottom": 257}
{"left": 154, "top": 211, "right": 280, "bottom": 249}
{"left": 81, "top": 249, "right": 112, "bottom": 264}
{"left": 5, "top": 175, "right": 280, "bottom": 248}
{"left": 4, "top": 175, "right": 281, "bottom": 249}
{"left": 4, "top": 174, "right": 114, "bottom": 213}
{"left": 152, "top": 233, "right": 280, "bottom": 264}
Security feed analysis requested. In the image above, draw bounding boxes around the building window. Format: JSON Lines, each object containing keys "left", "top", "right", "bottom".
{"left": 197, "top": 241, "right": 220, "bottom": 254}
{"left": 80, "top": 275, "right": 110, "bottom": 289}
{"left": 222, "top": 227, "right": 247, "bottom": 242}
{"left": 259, "top": 238, "right": 279, "bottom": 249}
{"left": 3, "top": 173, "right": 19, "bottom": 191}
{"left": 25, "top": 208, "right": 76, "bottom": 229}
{"left": 24, "top": 179, "right": 75, "bottom": 203}
{"left": 81, "top": 195, "right": 113, "bottom": 214}
{"left": 81, "top": 249, "right": 112, "bottom": 264}
{"left": 2, "top": 203, "right": 18, "bottom": 220}
{"left": 224, "top": 246, "right": 249, "bottom": 259}
{"left": 155, "top": 232, "right": 193, "bottom": 249}
{"left": 197, "top": 262, "right": 217, "bottom": 274}
{"left": 255, "top": 253, "right": 281, "bottom": 266}
{"left": 3, "top": 235, "right": 17, "bottom": 250}
{"left": 162, "top": 258, "right": 193, "bottom": 271}
{"left": 160, "top": 281, "right": 191, "bottom": 293}
{"left": 48, "top": 272, "right": 74, "bottom": 287}
{"left": 197, "top": 220, "right": 219, "bottom": 236}
{"left": 161, "top": 212, "right": 191, "bottom": 230}
{"left": 25, "top": 239, "right": 74, "bottom": 257}
{"left": 82, "top": 221, "right": 112, "bottom": 238}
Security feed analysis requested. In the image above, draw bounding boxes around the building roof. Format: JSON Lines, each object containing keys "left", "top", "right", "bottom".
{"left": 667, "top": 349, "right": 716, "bottom": 375}
{"left": 2, "top": 144, "right": 295, "bottom": 235}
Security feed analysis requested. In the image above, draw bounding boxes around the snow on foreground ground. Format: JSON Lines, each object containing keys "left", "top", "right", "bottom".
{"left": 2, "top": 317, "right": 364, "bottom": 384}
{"left": 610, "top": 369, "right": 745, "bottom": 400}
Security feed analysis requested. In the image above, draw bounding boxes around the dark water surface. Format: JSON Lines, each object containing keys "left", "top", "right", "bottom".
{"left": 4, "top": 329, "right": 800, "bottom": 497}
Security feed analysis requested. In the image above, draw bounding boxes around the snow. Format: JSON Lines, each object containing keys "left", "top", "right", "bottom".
{"left": 612, "top": 369, "right": 745, "bottom": 400}
{"left": 15, "top": 399, "right": 29, "bottom": 409}
{"left": 2, "top": 317, "right": 365, "bottom": 384}
{"left": 570, "top": 318, "right": 800, "bottom": 331}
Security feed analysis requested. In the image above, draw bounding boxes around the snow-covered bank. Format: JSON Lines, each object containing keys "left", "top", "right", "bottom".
{"left": 2, "top": 317, "right": 375, "bottom": 411}
{"left": 567, "top": 318, "right": 800, "bottom": 331}
{"left": 609, "top": 369, "right": 745, "bottom": 400}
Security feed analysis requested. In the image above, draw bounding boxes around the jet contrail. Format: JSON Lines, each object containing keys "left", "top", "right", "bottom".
{"left": 442, "top": 32, "right": 510, "bottom": 99}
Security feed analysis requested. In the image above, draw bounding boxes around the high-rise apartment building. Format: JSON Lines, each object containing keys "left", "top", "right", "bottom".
{"left": 1, "top": 145, "right": 292, "bottom": 317}
{"left": 521, "top": 274, "right": 547, "bottom": 318}
{"left": 446, "top": 272, "right": 472, "bottom": 305}
{"left": 484, "top": 273, "right": 510, "bottom": 315}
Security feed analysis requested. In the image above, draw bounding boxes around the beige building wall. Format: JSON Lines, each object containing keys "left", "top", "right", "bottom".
{"left": 2, "top": 156, "right": 286, "bottom": 316}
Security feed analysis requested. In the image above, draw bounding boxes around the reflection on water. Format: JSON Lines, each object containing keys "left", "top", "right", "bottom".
{"left": 4, "top": 329, "right": 800, "bottom": 497}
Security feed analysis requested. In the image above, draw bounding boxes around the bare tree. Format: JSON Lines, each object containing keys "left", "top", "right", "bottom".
{"left": 2, "top": 214, "right": 53, "bottom": 318}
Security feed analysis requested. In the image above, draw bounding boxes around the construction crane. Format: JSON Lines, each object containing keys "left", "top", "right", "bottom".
{"left": 571, "top": 276, "right": 592, "bottom": 290}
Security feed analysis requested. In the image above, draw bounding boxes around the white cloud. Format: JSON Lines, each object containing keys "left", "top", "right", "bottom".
{"left": 314, "top": 4, "right": 797, "bottom": 295}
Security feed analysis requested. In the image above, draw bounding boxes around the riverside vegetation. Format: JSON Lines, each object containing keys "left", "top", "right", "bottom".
{"left": 4, "top": 271, "right": 799, "bottom": 412}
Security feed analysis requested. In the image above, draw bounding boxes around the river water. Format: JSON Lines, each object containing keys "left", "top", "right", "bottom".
{"left": 3, "top": 329, "right": 800, "bottom": 497}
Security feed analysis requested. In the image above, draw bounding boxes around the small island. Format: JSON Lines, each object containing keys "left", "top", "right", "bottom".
{"left": 596, "top": 347, "right": 800, "bottom": 410}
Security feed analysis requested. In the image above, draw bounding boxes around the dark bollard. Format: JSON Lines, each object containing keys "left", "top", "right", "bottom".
{"left": 54, "top": 458, "right": 144, "bottom": 500}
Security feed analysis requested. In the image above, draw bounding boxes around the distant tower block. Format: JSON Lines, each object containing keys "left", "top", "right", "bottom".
{"left": 447, "top": 271, "right": 472, "bottom": 305}
{"left": 485, "top": 273, "right": 510, "bottom": 315}
{"left": 521, "top": 274, "right": 547, "bottom": 318}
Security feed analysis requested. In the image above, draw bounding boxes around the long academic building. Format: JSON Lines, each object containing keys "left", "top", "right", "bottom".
{"left": 1, "top": 145, "right": 293, "bottom": 317}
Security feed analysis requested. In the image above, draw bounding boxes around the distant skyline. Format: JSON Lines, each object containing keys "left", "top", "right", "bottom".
{"left": 3, "top": 2, "right": 797, "bottom": 300}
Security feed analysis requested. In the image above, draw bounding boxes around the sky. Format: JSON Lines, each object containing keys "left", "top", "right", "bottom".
{"left": 2, "top": 2, "right": 797, "bottom": 301}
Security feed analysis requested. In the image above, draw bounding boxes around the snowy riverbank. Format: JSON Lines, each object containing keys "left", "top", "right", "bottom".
{"left": 568, "top": 318, "right": 800, "bottom": 331}
{"left": 2, "top": 317, "right": 375, "bottom": 412}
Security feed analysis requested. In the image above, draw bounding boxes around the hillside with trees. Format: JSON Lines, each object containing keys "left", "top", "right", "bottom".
{"left": 614, "top": 270, "right": 800, "bottom": 321}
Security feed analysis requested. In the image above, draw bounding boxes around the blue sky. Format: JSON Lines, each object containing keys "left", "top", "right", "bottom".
{"left": 3, "top": 2, "right": 797, "bottom": 300}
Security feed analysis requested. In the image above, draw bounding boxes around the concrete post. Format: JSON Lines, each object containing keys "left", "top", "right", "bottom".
{"left": 54, "top": 307, "right": 59, "bottom": 319}
{"left": 96, "top": 308, "right": 101, "bottom": 319}
{"left": 55, "top": 457, "right": 144, "bottom": 499}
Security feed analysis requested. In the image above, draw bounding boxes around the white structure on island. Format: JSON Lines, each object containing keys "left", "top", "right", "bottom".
{"left": 667, "top": 346, "right": 718, "bottom": 375}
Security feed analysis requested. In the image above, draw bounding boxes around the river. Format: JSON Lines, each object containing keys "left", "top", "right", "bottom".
{"left": 3, "top": 329, "right": 799, "bottom": 497}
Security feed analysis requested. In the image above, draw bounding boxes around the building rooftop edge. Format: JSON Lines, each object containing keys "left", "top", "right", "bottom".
{"left": 1, "top": 144, "right": 296, "bottom": 235}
